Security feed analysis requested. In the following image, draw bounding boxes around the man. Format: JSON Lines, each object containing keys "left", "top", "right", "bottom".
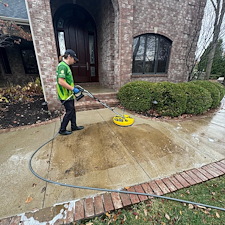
{"left": 56, "top": 49, "right": 84, "bottom": 135}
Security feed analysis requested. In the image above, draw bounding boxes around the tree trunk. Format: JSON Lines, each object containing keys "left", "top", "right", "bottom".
{"left": 205, "top": 42, "right": 217, "bottom": 79}
{"left": 205, "top": 0, "right": 225, "bottom": 79}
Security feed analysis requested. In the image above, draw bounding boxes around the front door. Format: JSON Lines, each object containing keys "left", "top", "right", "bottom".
{"left": 55, "top": 5, "right": 98, "bottom": 83}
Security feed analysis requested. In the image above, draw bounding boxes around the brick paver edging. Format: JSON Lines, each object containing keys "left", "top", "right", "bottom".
{"left": 1, "top": 160, "right": 225, "bottom": 224}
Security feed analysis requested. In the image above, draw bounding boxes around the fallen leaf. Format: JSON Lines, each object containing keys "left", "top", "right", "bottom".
{"left": 86, "top": 223, "right": 93, "bottom": 225}
{"left": 32, "top": 183, "right": 37, "bottom": 187}
{"left": 105, "top": 212, "right": 111, "bottom": 218}
{"left": 188, "top": 204, "right": 194, "bottom": 209}
{"left": 216, "top": 212, "right": 220, "bottom": 218}
{"left": 124, "top": 187, "right": 130, "bottom": 190}
{"left": 196, "top": 205, "right": 206, "bottom": 210}
{"left": 144, "top": 208, "right": 148, "bottom": 216}
{"left": 41, "top": 187, "right": 46, "bottom": 193}
{"left": 165, "top": 213, "right": 170, "bottom": 220}
{"left": 203, "top": 210, "right": 210, "bottom": 215}
{"left": 25, "top": 196, "right": 33, "bottom": 203}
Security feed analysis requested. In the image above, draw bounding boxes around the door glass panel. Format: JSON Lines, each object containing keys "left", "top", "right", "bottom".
{"left": 90, "top": 66, "right": 95, "bottom": 77}
{"left": 57, "top": 18, "right": 64, "bottom": 29}
{"left": 89, "top": 34, "right": 95, "bottom": 64}
{"left": 58, "top": 32, "right": 66, "bottom": 56}
{"left": 145, "top": 35, "right": 156, "bottom": 73}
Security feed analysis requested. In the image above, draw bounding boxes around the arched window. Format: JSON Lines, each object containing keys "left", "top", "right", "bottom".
{"left": 132, "top": 34, "right": 172, "bottom": 74}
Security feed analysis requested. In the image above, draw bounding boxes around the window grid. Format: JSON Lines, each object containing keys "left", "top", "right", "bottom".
{"left": 132, "top": 34, "right": 171, "bottom": 75}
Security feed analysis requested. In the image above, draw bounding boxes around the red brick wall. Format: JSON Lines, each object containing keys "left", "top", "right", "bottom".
{"left": 25, "top": 0, "right": 206, "bottom": 110}
{"left": 25, "top": 0, "right": 60, "bottom": 110}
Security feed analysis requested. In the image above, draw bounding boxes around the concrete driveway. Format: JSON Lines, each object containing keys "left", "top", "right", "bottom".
{"left": 0, "top": 102, "right": 225, "bottom": 219}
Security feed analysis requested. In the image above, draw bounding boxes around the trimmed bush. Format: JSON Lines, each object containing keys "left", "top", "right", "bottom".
{"left": 117, "top": 81, "right": 156, "bottom": 112}
{"left": 191, "top": 80, "right": 221, "bottom": 109}
{"left": 178, "top": 82, "right": 212, "bottom": 114}
{"left": 210, "top": 82, "right": 225, "bottom": 101}
{"left": 152, "top": 82, "right": 187, "bottom": 117}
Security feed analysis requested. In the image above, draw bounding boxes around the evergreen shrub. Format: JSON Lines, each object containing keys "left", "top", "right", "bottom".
{"left": 178, "top": 82, "right": 212, "bottom": 114}
{"left": 210, "top": 82, "right": 225, "bottom": 101}
{"left": 117, "top": 81, "right": 156, "bottom": 112}
{"left": 191, "top": 80, "right": 221, "bottom": 109}
{"left": 152, "top": 82, "right": 187, "bottom": 117}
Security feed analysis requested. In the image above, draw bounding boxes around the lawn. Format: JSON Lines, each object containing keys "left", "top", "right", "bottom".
{"left": 77, "top": 175, "right": 225, "bottom": 225}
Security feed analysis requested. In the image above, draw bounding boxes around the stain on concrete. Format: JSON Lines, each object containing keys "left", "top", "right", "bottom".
{"left": 35, "top": 122, "right": 195, "bottom": 182}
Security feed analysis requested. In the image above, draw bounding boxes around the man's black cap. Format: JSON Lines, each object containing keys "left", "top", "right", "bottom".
{"left": 65, "top": 49, "right": 79, "bottom": 61}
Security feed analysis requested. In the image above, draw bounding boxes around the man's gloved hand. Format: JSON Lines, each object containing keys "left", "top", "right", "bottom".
{"left": 73, "top": 87, "right": 80, "bottom": 94}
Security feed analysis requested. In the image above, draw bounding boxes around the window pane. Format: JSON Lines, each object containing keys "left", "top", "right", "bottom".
{"left": 132, "top": 36, "right": 145, "bottom": 73}
{"left": 144, "top": 35, "right": 156, "bottom": 73}
{"left": 157, "top": 37, "right": 171, "bottom": 73}
{"left": 0, "top": 48, "right": 11, "bottom": 74}
{"left": 21, "top": 49, "right": 38, "bottom": 74}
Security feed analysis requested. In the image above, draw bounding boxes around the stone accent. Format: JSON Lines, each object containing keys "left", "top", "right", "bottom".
{"left": 24, "top": 0, "right": 206, "bottom": 111}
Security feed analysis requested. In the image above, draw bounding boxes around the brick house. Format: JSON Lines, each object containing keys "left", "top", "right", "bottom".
{"left": 1, "top": 0, "right": 207, "bottom": 110}
{"left": 0, "top": 0, "right": 39, "bottom": 86}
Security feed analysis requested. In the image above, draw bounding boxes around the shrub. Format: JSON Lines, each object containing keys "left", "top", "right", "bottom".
{"left": 191, "top": 80, "right": 221, "bottom": 109}
{"left": 117, "top": 81, "right": 155, "bottom": 112}
{"left": 152, "top": 82, "right": 187, "bottom": 117}
{"left": 210, "top": 81, "right": 225, "bottom": 101}
{"left": 178, "top": 82, "right": 212, "bottom": 114}
{"left": 0, "top": 78, "right": 43, "bottom": 103}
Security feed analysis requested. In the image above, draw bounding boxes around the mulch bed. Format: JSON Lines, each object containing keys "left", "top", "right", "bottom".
{"left": 0, "top": 95, "right": 61, "bottom": 129}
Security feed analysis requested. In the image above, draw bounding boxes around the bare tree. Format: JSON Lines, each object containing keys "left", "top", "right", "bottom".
{"left": 205, "top": 0, "right": 225, "bottom": 80}
{"left": 0, "top": 1, "right": 32, "bottom": 47}
{"left": 0, "top": 20, "right": 32, "bottom": 47}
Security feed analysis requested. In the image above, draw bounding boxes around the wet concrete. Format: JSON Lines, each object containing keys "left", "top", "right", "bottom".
{"left": 0, "top": 101, "right": 225, "bottom": 219}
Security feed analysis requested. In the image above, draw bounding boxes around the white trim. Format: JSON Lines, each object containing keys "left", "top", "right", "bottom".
{"left": 0, "top": 16, "right": 29, "bottom": 25}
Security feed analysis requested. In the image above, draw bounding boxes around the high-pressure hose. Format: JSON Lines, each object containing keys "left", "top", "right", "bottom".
{"left": 29, "top": 133, "right": 225, "bottom": 212}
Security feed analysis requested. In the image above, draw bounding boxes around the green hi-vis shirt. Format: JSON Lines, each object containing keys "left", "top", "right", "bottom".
{"left": 56, "top": 61, "right": 75, "bottom": 100}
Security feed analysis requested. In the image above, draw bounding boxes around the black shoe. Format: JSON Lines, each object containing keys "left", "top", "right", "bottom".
{"left": 59, "top": 130, "right": 72, "bottom": 135}
{"left": 71, "top": 126, "right": 84, "bottom": 131}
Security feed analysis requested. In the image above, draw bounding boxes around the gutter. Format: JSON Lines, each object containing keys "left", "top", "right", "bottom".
{"left": 0, "top": 15, "right": 29, "bottom": 25}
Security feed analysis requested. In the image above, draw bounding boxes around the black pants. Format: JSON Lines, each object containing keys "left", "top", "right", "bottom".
{"left": 60, "top": 99, "right": 76, "bottom": 131}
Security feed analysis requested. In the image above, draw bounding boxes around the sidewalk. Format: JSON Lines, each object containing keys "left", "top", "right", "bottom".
{"left": 0, "top": 102, "right": 225, "bottom": 223}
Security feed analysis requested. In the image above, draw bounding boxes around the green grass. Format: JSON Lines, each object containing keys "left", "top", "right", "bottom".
{"left": 78, "top": 175, "right": 225, "bottom": 225}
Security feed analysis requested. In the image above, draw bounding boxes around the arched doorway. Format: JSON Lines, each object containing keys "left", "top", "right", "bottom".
{"left": 53, "top": 4, "right": 98, "bottom": 83}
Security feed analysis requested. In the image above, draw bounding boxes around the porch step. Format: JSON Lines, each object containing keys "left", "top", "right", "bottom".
{"left": 75, "top": 92, "right": 120, "bottom": 111}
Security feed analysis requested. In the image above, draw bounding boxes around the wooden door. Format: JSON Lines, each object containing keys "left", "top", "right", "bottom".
{"left": 55, "top": 5, "right": 98, "bottom": 83}
{"left": 64, "top": 19, "right": 98, "bottom": 83}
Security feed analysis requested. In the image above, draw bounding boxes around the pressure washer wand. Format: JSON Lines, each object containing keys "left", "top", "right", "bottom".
{"left": 73, "top": 85, "right": 135, "bottom": 126}
{"left": 83, "top": 89, "right": 123, "bottom": 118}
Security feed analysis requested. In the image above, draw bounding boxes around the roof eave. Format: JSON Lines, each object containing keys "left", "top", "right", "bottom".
{"left": 0, "top": 16, "right": 29, "bottom": 25}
